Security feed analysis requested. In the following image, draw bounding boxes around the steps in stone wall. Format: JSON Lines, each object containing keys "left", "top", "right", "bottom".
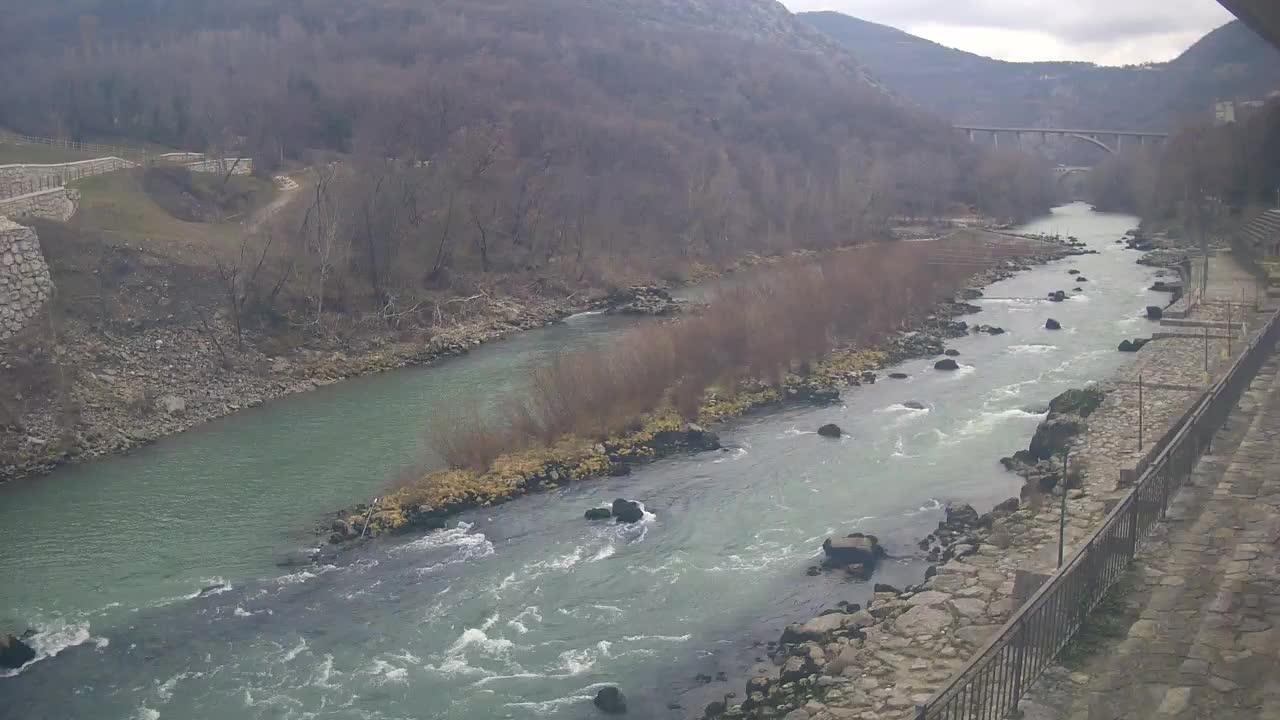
{"left": 1238, "top": 209, "right": 1280, "bottom": 252}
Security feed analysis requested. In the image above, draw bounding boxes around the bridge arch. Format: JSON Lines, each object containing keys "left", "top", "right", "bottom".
{"left": 1066, "top": 133, "right": 1115, "bottom": 155}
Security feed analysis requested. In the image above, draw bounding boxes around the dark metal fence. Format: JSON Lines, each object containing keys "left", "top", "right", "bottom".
{"left": 916, "top": 306, "right": 1280, "bottom": 720}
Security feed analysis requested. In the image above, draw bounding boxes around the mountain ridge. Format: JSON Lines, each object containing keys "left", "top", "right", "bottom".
{"left": 800, "top": 12, "right": 1280, "bottom": 130}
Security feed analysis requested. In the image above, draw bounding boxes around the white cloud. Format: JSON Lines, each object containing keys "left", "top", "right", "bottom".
{"left": 781, "top": 0, "right": 1237, "bottom": 65}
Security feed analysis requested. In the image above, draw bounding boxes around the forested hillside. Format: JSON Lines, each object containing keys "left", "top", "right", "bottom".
{"left": 801, "top": 12, "right": 1280, "bottom": 131}
{"left": 0, "top": 0, "right": 1054, "bottom": 305}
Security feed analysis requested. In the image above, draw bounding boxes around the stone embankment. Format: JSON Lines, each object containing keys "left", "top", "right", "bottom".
{"left": 0, "top": 187, "right": 76, "bottom": 222}
{"left": 707, "top": 245, "right": 1269, "bottom": 720}
{"left": 0, "top": 218, "right": 53, "bottom": 341}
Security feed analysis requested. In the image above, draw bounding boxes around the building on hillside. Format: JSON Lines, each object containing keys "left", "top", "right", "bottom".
{"left": 1215, "top": 100, "right": 1237, "bottom": 125}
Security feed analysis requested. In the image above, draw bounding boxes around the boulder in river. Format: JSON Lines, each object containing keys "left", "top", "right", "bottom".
{"left": 594, "top": 686, "right": 628, "bottom": 714}
{"left": 888, "top": 372, "right": 909, "bottom": 380}
{"left": 934, "top": 358, "right": 960, "bottom": 371}
{"left": 1048, "top": 290, "right": 1067, "bottom": 302}
{"left": 1146, "top": 305, "right": 1163, "bottom": 320}
{"left": 902, "top": 401, "right": 927, "bottom": 410}
{"left": 944, "top": 349, "right": 960, "bottom": 357}
{"left": 0, "top": 633, "right": 36, "bottom": 669}
{"left": 611, "top": 499, "right": 645, "bottom": 523}
{"left": 817, "top": 423, "right": 843, "bottom": 438}
{"left": 822, "top": 533, "right": 885, "bottom": 570}
{"left": 1045, "top": 318, "right": 1061, "bottom": 330}
{"left": 584, "top": 507, "right": 613, "bottom": 521}
{"left": 1073, "top": 287, "right": 1083, "bottom": 292}
{"left": 1077, "top": 276, "right": 1089, "bottom": 282}
{"left": 1067, "top": 269, "right": 1080, "bottom": 275}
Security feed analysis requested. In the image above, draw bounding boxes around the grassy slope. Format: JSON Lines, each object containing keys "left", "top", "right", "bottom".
{"left": 69, "top": 169, "right": 278, "bottom": 266}
{"left": 0, "top": 142, "right": 102, "bottom": 165}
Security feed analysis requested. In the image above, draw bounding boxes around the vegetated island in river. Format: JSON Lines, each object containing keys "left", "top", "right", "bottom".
{"left": 326, "top": 231, "right": 1086, "bottom": 545}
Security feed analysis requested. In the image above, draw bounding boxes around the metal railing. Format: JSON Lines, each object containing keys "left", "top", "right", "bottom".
{"left": 916, "top": 305, "right": 1280, "bottom": 720}
{"left": 3, "top": 133, "right": 149, "bottom": 163}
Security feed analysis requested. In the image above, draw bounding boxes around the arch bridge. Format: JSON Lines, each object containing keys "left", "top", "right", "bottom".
{"left": 955, "top": 126, "right": 1169, "bottom": 154}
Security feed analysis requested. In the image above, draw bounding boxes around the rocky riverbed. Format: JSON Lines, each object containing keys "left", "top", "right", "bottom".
{"left": 698, "top": 236, "right": 1267, "bottom": 720}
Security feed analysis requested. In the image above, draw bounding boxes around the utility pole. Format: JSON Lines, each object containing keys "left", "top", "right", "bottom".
{"left": 1058, "top": 451, "right": 1069, "bottom": 570}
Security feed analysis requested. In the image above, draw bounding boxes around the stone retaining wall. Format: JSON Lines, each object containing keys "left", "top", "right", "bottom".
{"left": 0, "top": 187, "right": 76, "bottom": 222}
{"left": 0, "top": 217, "right": 53, "bottom": 340}
{"left": 0, "top": 157, "right": 133, "bottom": 199}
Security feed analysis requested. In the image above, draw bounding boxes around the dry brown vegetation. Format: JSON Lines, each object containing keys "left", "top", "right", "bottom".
{"left": 1086, "top": 99, "right": 1280, "bottom": 219}
{"left": 433, "top": 236, "right": 1036, "bottom": 471}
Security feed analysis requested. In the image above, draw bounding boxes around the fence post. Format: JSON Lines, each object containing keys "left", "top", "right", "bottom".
{"left": 1126, "top": 499, "right": 1139, "bottom": 558}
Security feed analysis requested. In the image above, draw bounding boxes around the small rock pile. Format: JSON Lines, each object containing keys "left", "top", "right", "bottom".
{"left": 600, "top": 286, "right": 683, "bottom": 315}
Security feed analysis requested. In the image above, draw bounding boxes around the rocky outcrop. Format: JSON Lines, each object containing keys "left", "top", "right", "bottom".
{"left": 1118, "top": 338, "right": 1152, "bottom": 353}
{"left": 1047, "top": 290, "right": 1066, "bottom": 302}
{"left": 934, "top": 358, "right": 959, "bottom": 371}
{"left": 601, "top": 286, "right": 682, "bottom": 315}
{"left": 1047, "top": 387, "right": 1105, "bottom": 417}
{"left": 1146, "top": 305, "right": 1163, "bottom": 320}
{"left": 0, "top": 633, "right": 36, "bottom": 669}
{"left": 585, "top": 507, "right": 613, "bottom": 520}
{"left": 1045, "top": 318, "right": 1061, "bottom": 330}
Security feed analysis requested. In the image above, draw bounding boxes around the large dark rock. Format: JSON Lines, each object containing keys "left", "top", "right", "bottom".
{"left": 1048, "top": 290, "right": 1067, "bottom": 302}
{"left": 888, "top": 373, "right": 909, "bottom": 380}
{"left": 594, "top": 686, "right": 628, "bottom": 714}
{"left": 945, "top": 503, "right": 981, "bottom": 528}
{"left": 934, "top": 358, "right": 960, "bottom": 371}
{"left": 611, "top": 499, "right": 645, "bottom": 524}
{"left": 817, "top": 423, "right": 843, "bottom": 438}
{"left": 992, "top": 497, "right": 1020, "bottom": 515}
{"left": 1076, "top": 277, "right": 1089, "bottom": 282}
{"left": 944, "top": 349, "right": 960, "bottom": 357}
{"left": 822, "top": 533, "right": 884, "bottom": 569}
{"left": 1027, "top": 416, "right": 1085, "bottom": 461}
{"left": 1067, "top": 269, "right": 1080, "bottom": 275}
{"left": 1146, "top": 305, "right": 1163, "bottom": 320}
{"left": 585, "top": 507, "right": 613, "bottom": 521}
{"left": 0, "top": 634, "right": 36, "bottom": 670}
{"left": 650, "top": 424, "right": 721, "bottom": 453}
{"left": 1048, "top": 387, "right": 1105, "bottom": 417}
{"left": 902, "top": 401, "right": 927, "bottom": 410}
{"left": 1045, "top": 318, "right": 1061, "bottom": 330}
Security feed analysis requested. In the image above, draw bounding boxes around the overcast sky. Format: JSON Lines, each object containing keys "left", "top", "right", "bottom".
{"left": 780, "top": 0, "right": 1237, "bottom": 66}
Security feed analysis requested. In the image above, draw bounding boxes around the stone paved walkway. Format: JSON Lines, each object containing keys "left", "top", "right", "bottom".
{"left": 1020, "top": 353, "right": 1280, "bottom": 720}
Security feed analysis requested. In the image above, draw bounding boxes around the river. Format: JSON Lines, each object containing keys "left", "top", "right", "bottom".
{"left": 0, "top": 204, "right": 1164, "bottom": 719}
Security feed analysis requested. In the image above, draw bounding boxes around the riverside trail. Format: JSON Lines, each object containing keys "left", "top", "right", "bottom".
{"left": 0, "top": 203, "right": 1171, "bottom": 719}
